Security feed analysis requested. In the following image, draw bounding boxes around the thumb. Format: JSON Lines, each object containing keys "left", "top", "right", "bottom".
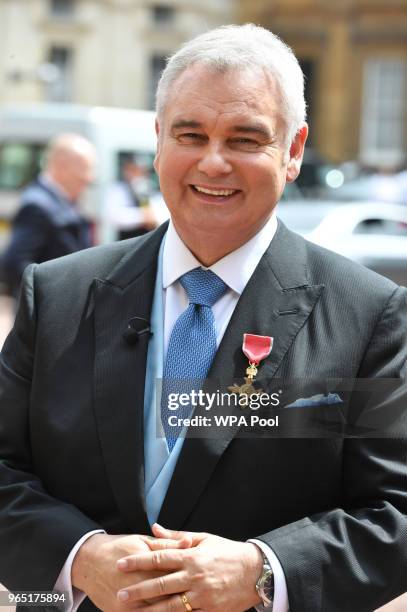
{"left": 152, "top": 524, "right": 204, "bottom": 546}
{"left": 151, "top": 523, "right": 185, "bottom": 540}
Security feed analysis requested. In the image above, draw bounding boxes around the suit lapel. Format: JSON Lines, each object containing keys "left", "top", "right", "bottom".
{"left": 159, "top": 222, "right": 325, "bottom": 529}
{"left": 93, "top": 226, "right": 167, "bottom": 533}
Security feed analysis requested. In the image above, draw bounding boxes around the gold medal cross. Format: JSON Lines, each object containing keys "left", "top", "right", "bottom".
{"left": 228, "top": 362, "right": 263, "bottom": 408}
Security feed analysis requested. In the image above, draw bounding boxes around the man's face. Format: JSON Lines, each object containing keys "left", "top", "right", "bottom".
{"left": 154, "top": 64, "right": 307, "bottom": 255}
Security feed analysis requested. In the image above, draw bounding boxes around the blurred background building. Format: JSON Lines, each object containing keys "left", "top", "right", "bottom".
{"left": 0, "top": 0, "right": 233, "bottom": 110}
{"left": 0, "top": 0, "right": 406, "bottom": 322}
{"left": 238, "top": 0, "right": 407, "bottom": 168}
{"left": 2, "top": 0, "right": 405, "bottom": 168}
{"left": 0, "top": 0, "right": 406, "bottom": 337}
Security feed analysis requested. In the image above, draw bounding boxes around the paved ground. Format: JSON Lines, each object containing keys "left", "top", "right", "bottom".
{"left": 0, "top": 297, "right": 406, "bottom": 610}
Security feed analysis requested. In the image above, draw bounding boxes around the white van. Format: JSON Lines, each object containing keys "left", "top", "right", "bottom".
{"left": 0, "top": 103, "right": 157, "bottom": 244}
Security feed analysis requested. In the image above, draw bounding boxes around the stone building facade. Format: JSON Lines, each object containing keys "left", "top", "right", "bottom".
{"left": 1, "top": 0, "right": 406, "bottom": 165}
{"left": 238, "top": 0, "right": 407, "bottom": 166}
{"left": 0, "top": 0, "right": 232, "bottom": 111}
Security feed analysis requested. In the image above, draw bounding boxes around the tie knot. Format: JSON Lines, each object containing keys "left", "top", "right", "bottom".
{"left": 180, "top": 267, "right": 228, "bottom": 307}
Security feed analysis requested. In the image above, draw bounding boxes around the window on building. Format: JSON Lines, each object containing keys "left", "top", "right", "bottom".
{"left": 0, "top": 144, "right": 45, "bottom": 190}
{"left": 46, "top": 46, "right": 73, "bottom": 102}
{"left": 49, "top": 0, "right": 75, "bottom": 17}
{"left": 360, "top": 58, "right": 407, "bottom": 167}
{"left": 151, "top": 5, "right": 175, "bottom": 25}
{"left": 149, "top": 53, "right": 167, "bottom": 109}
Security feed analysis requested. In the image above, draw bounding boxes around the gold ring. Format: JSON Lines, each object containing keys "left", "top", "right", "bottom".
{"left": 180, "top": 593, "right": 193, "bottom": 611}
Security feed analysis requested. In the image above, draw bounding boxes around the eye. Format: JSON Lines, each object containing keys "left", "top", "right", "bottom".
{"left": 229, "top": 137, "right": 260, "bottom": 150}
{"left": 177, "top": 133, "right": 206, "bottom": 144}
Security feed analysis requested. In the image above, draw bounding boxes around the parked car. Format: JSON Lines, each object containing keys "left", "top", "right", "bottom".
{"left": 277, "top": 201, "right": 407, "bottom": 286}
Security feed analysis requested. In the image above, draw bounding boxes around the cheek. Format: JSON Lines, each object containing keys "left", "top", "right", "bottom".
{"left": 160, "top": 145, "right": 198, "bottom": 179}
{"left": 248, "top": 161, "right": 286, "bottom": 191}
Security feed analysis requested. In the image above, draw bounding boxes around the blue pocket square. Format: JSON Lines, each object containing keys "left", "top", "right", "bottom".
{"left": 286, "top": 393, "right": 344, "bottom": 408}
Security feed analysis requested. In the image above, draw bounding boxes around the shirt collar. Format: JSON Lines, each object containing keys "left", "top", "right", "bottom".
{"left": 162, "top": 213, "right": 278, "bottom": 295}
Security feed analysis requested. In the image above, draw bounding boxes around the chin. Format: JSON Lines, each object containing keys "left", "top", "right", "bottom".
{"left": 191, "top": 215, "right": 230, "bottom": 233}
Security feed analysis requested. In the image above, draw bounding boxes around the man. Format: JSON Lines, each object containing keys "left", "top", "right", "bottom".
{"left": 0, "top": 24, "right": 406, "bottom": 612}
{"left": 3, "top": 133, "right": 95, "bottom": 296}
{"left": 105, "top": 156, "right": 169, "bottom": 241}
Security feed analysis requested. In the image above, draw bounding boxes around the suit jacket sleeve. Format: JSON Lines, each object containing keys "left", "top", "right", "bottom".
{"left": 257, "top": 286, "right": 407, "bottom": 612}
{"left": 0, "top": 264, "right": 101, "bottom": 591}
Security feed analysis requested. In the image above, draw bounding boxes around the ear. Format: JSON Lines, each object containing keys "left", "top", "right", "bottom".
{"left": 286, "top": 123, "right": 308, "bottom": 183}
{"left": 153, "top": 118, "right": 161, "bottom": 174}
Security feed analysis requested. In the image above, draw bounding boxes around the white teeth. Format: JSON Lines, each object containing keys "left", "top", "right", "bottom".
{"left": 194, "top": 185, "right": 236, "bottom": 196}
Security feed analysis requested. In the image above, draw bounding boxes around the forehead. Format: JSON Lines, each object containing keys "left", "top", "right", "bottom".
{"left": 164, "top": 64, "right": 283, "bottom": 128}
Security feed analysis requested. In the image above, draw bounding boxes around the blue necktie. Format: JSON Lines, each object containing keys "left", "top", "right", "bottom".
{"left": 161, "top": 267, "right": 228, "bottom": 451}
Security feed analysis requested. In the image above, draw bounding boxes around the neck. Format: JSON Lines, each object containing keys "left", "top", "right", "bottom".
{"left": 173, "top": 221, "right": 270, "bottom": 267}
{"left": 184, "top": 240, "right": 235, "bottom": 267}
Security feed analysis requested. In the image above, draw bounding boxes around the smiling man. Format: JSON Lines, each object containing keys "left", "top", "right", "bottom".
{"left": 154, "top": 63, "right": 306, "bottom": 265}
{"left": 0, "top": 24, "right": 406, "bottom": 612}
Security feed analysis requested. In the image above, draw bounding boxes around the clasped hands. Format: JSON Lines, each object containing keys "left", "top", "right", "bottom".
{"left": 72, "top": 524, "right": 263, "bottom": 612}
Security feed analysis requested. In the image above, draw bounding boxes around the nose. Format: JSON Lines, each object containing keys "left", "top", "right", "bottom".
{"left": 197, "top": 144, "right": 232, "bottom": 177}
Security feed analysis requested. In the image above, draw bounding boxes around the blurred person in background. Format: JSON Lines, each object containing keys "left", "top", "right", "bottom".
{"left": 105, "top": 156, "right": 169, "bottom": 240}
{"left": 2, "top": 133, "right": 95, "bottom": 297}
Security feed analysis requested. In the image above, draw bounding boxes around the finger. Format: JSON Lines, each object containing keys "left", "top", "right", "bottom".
{"left": 117, "top": 571, "right": 187, "bottom": 603}
{"left": 117, "top": 549, "right": 185, "bottom": 572}
{"left": 152, "top": 524, "right": 204, "bottom": 546}
{"left": 133, "top": 593, "right": 199, "bottom": 612}
{"left": 152, "top": 524, "right": 186, "bottom": 540}
{"left": 139, "top": 534, "right": 192, "bottom": 550}
{"left": 146, "top": 536, "right": 193, "bottom": 551}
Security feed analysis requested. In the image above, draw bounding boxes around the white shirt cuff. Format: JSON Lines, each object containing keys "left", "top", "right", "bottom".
{"left": 249, "top": 539, "right": 289, "bottom": 612}
{"left": 54, "top": 530, "right": 105, "bottom": 612}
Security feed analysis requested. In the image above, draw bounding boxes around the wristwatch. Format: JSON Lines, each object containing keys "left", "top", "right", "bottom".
{"left": 255, "top": 552, "right": 274, "bottom": 607}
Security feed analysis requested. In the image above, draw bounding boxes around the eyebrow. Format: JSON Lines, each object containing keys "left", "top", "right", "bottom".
{"left": 170, "top": 119, "right": 273, "bottom": 140}
{"left": 232, "top": 124, "right": 273, "bottom": 140}
{"left": 171, "top": 120, "right": 202, "bottom": 130}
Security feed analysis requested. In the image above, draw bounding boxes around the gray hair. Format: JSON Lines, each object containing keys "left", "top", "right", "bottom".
{"left": 155, "top": 24, "right": 306, "bottom": 147}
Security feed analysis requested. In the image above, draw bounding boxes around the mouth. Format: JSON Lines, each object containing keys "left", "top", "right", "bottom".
{"left": 190, "top": 184, "right": 241, "bottom": 201}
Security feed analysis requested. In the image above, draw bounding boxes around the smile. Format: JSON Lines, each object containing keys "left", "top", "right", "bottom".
{"left": 192, "top": 185, "right": 239, "bottom": 197}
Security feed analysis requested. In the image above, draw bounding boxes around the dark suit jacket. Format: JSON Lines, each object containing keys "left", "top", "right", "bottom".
{"left": 2, "top": 178, "right": 91, "bottom": 296}
{"left": 0, "top": 222, "right": 406, "bottom": 612}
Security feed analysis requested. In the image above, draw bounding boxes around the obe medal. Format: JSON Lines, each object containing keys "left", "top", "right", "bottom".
{"left": 228, "top": 333, "right": 273, "bottom": 406}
